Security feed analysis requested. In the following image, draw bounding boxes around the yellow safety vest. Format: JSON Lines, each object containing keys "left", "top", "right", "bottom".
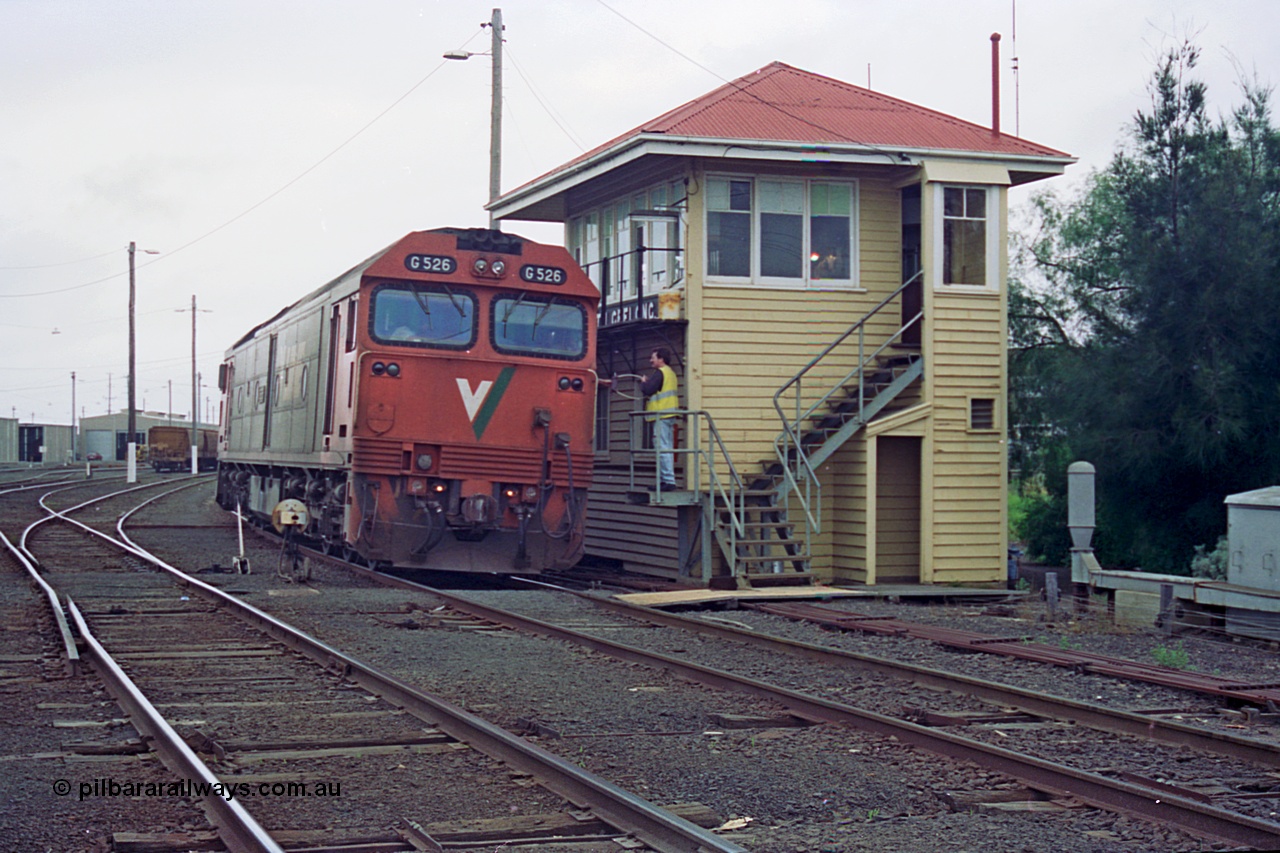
{"left": 645, "top": 365, "right": 678, "bottom": 420}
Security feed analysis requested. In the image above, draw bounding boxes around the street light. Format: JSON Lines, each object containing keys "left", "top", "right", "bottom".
{"left": 127, "top": 241, "right": 160, "bottom": 482}
{"left": 445, "top": 8, "right": 503, "bottom": 227}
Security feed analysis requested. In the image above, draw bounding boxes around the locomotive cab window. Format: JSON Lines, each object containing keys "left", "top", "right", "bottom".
{"left": 491, "top": 295, "right": 586, "bottom": 359}
{"left": 370, "top": 284, "right": 477, "bottom": 349}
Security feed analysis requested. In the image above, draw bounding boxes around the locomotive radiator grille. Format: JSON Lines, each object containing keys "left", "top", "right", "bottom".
{"left": 442, "top": 445, "right": 593, "bottom": 487}
{"left": 352, "top": 437, "right": 591, "bottom": 486}
{"left": 351, "top": 437, "right": 404, "bottom": 475}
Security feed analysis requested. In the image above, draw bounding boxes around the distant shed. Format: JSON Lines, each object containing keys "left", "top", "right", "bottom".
{"left": 1225, "top": 487, "right": 1280, "bottom": 640}
{"left": 0, "top": 418, "right": 18, "bottom": 464}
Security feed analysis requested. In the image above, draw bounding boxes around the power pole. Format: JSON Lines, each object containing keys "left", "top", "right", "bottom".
{"left": 487, "top": 7, "right": 503, "bottom": 227}
{"left": 175, "top": 294, "right": 210, "bottom": 474}
{"left": 71, "top": 371, "right": 76, "bottom": 461}
{"left": 127, "top": 242, "right": 137, "bottom": 481}
{"left": 192, "top": 293, "right": 198, "bottom": 467}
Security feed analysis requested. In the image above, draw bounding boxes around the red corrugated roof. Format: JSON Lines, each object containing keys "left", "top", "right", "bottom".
{"left": 635, "top": 61, "right": 1068, "bottom": 156}
{"left": 499, "top": 62, "right": 1070, "bottom": 205}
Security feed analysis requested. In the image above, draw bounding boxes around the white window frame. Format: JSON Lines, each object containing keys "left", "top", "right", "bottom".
{"left": 932, "top": 183, "right": 1000, "bottom": 292}
{"left": 569, "top": 180, "right": 687, "bottom": 302}
{"left": 704, "top": 174, "right": 860, "bottom": 290}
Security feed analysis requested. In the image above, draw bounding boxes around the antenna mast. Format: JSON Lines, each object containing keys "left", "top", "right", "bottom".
{"left": 1011, "top": 0, "right": 1021, "bottom": 136}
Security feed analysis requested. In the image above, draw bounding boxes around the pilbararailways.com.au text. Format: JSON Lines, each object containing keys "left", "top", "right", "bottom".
{"left": 56, "top": 777, "right": 342, "bottom": 802}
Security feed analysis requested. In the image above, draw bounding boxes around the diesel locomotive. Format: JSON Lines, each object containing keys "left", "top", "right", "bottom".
{"left": 215, "top": 227, "right": 598, "bottom": 573}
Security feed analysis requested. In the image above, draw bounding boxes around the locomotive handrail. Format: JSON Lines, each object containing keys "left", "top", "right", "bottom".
{"left": 627, "top": 408, "right": 745, "bottom": 581}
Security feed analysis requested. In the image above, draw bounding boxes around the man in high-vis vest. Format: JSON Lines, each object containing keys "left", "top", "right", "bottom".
{"left": 641, "top": 347, "right": 679, "bottom": 490}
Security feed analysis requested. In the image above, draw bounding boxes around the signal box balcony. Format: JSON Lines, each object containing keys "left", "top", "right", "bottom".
{"left": 583, "top": 238, "right": 685, "bottom": 330}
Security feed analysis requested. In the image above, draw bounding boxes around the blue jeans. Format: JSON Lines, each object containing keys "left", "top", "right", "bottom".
{"left": 654, "top": 417, "right": 676, "bottom": 486}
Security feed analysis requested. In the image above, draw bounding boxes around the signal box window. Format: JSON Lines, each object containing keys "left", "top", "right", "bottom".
{"left": 707, "top": 178, "right": 751, "bottom": 277}
{"left": 810, "top": 183, "right": 852, "bottom": 280}
{"left": 706, "top": 176, "right": 858, "bottom": 287}
{"left": 759, "top": 180, "right": 804, "bottom": 278}
{"left": 491, "top": 296, "right": 586, "bottom": 359}
{"left": 943, "top": 187, "right": 988, "bottom": 286}
{"left": 370, "top": 285, "right": 476, "bottom": 349}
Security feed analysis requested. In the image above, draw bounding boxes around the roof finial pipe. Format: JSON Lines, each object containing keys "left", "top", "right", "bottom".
{"left": 990, "top": 33, "right": 1001, "bottom": 136}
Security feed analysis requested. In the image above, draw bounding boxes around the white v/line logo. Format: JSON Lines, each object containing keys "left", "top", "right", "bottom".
{"left": 456, "top": 378, "right": 494, "bottom": 422}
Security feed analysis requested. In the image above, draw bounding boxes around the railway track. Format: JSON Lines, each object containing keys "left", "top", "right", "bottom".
{"left": 7, "top": 479, "right": 743, "bottom": 852}
{"left": 102, "top": 479, "right": 1280, "bottom": 849}
{"left": 749, "top": 600, "right": 1280, "bottom": 708}
{"left": 350, "top": 579, "right": 1280, "bottom": 850}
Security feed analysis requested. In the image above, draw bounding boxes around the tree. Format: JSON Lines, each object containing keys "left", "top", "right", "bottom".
{"left": 1013, "top": 41, "right": 1280, "bottom": 572}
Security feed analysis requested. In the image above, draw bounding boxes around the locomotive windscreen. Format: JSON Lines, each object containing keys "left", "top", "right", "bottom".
{"left": 492, "top": 295, "right": 586, "bottom": 359}
{"left": 370, "top": 284, "right": 476, "bottom": 349}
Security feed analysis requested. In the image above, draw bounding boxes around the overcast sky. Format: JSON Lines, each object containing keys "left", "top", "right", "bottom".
{"left": 3, "top": 0, "right": 1276, "bottom": 428}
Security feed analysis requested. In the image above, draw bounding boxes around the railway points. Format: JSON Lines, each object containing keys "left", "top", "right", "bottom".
{"left": 10, "top": 476, "right": 1280, "bottom": 850}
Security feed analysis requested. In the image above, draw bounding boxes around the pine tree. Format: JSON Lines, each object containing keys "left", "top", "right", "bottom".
{"left": 1014, "top": 41, "right": 1280, "bottom": 572}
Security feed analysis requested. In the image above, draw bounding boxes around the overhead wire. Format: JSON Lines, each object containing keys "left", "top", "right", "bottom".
{"left": 505, "top": 46, "right": 587, "bottom": 152}
{"left": 0, "top": 248, "right": 124, "bottom": 271}
{"left": 1, "top": 28, "right": 486, "bottom": 300}
{"left": 592, "top": 0, "right": 910, "bottom": 165}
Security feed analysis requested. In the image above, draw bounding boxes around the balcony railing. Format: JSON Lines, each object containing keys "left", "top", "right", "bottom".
{"left": 577, "top": 245, "right": 685, "bottom": 328}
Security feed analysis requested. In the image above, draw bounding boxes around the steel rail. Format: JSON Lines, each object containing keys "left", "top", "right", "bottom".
{"left": 2, "top": 476, "right": 190, "bottom": 676}
{"left": 101, "top": 494, "right": 746, "bottom": 853}
{"left": 19, "top": 477, "right": 206, "bottom": 558}
{"left": 66, "top": 599, "right": 285, "bottom": 853}
{"left": 102, "top": 485, "right": 1280, "bottom": 847}
{"left": 363, "top": 577, "right": 1280, "bottom": 850}
{"left": 543, "top": 586, "right": 1280, "bottom": 769}
{"left": 0, "top": 529, "right": 80, "bottom": 675}
{"left": 751, "top": 600, "right": 1280, "bottom": 708}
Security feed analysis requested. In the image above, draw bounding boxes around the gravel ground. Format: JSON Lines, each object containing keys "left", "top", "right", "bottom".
{"left": 0, "top": 547, "right": 213, "bottom": 852}
{"left": 112, "top": 481, "right": 1266, "bottom": 852}
{"left": 719, "top": 598, "right": 1280, "bottom": 733}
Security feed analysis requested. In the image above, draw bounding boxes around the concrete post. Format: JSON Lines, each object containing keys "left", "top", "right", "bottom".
{"left": 1068, "top": 461, "right": 1096, "bottom": 614}
{"left": 1068, "top": 461, "right": 1095, "bottom": 583}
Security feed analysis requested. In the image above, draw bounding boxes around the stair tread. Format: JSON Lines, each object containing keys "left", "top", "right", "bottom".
{"left": 733, "top": 553, "right": 812, "bottom": 563}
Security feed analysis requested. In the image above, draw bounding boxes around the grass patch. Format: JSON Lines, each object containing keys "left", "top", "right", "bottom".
{"left": 1151, "top": 641, "right": 1191, "bottom": 670}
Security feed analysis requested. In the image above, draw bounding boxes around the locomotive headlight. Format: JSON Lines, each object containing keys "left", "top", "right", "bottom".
{"left": 558, "top": 377, "right": 571, "bottom": 390}
{"left": 472, "top": 258, "right": 488, "bottom": 275}
{"left": 571, "top": 377, "right": 584, "bottom": 391}
{"left": 371, "top": 361, "right": 386, "bottom": 375}
{"left": 523, "top": 485, "right": 538, "bottom": 501}
{"left": 416, "top": 453, "right": 434, "bottom": 471}
{"left": 503, "top": 486, "right": 518, "bottom": 500}
{"left": 490, "top": 259, "right": 506, "bottom": 276}
{"left": 386, "top": 362, "right": 401, "bottom": 377}
{"left": 432, "top": 481, "right": 447, "bottom": 494}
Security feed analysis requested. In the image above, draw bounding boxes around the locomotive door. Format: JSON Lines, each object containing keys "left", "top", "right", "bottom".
{"left": 322, "top": 303, "right": 340, "bottom": 439}
{"left": 262, "top": 333, "right": 278, "bottom": 449}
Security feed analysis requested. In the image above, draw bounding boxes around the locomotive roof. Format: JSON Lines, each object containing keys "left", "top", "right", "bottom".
{"left": 229, "top": 247, "right": 385, "bottom": 350}
{"left": 227, "top": 228, "right": 541, "bottom": 351}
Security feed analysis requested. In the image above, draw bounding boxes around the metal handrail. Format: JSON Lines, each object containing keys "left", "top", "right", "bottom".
{"left": 628, "top": 408, "right": 746, "bottom": 578}
{"left": 580, "top": 245, "right": 686, "bottom": 319}
{"left": 772, "top": 270, "right": 925, "bottom": 535}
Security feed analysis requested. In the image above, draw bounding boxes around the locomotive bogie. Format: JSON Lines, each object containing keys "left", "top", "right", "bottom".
{"left": 216, "top": 228, "right": 599, "bottom": 574}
